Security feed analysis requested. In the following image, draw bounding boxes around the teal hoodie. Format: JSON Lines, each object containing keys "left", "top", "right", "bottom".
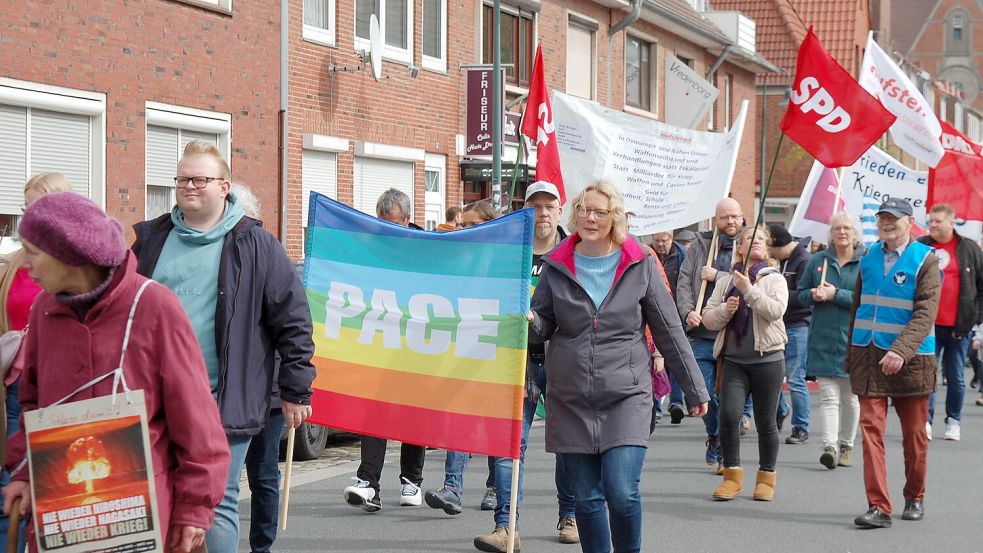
{"left": 152, "top": 195, "right": 245, "bottom": 390}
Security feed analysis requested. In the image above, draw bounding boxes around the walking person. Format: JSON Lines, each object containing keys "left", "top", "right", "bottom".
{"left": 850, "top": 198, "right": 940, "bottom": 528}
{"left": 797, "top": 213, "right": 863, "bottom": 469}
{"left": 529, "top": 180, "right": 708, "bottom": 553}
{"left": 702, "top": 226, "right": 788, "bottom": 501}
{"left": 918, "top": 204, "right": 983, "bottom": 441}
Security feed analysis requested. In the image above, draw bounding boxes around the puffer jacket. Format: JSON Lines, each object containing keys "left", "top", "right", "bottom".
{"left": 530, "top": 235, "right": 708, "bottom": 454}
{"left": 796, "top": 247, "right": 862, "bottom": 379}
{"left": 702, "top": 267, "right": 789, "bottom": 357}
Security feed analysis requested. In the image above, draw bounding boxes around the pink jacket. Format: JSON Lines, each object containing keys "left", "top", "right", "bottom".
{"left": 6, "top": 253, "right": 229, "bottom": 543}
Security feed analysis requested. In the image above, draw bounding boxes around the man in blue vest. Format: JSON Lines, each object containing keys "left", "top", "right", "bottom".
{"left": 848, "top": 197, "right": 941, "bottom": 529}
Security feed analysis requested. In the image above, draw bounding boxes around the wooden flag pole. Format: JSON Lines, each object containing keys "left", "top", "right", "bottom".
{"left": 695, "top": 227, "right": 720, "bottom": 311}
{"left": 279, "top": 425, "right": 296, "bottom": 531}
{"left": 505, "top": 457, "right": 520, "bottom": 553}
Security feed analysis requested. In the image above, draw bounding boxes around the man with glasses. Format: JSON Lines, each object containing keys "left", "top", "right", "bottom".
{"left": 132, "top": 140, "right": 316, "bottom": 553}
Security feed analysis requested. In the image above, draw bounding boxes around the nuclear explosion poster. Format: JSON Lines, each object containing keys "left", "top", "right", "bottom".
{"left": 24, "top": 391, "right": 163, "bottom": 553}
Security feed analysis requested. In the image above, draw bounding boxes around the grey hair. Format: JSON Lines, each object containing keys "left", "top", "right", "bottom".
{"left": 376, "top": 188, "right": 411, "bottom": 219}
{"left": 230, "top": 182, "right": 262, "bottom": 219}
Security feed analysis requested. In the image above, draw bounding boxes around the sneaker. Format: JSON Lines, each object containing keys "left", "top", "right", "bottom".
{"left": 705, "top": 436, "right": 720, "bottom": 466}
{"left": 474, "top": 525, "right": 521, "bottom": 553}
{"left": 557, "top": 516, "right": 579, "bottom": 544}
{"left": 977, "top": 396, "right": 983, "bottom": 406}
{"left": 926, "top": 421, "right": 933, "bottom": 441}
{"left": 669, "top": 403, "right": 685, "bottom": 425}
{"left": 399, "top": 477, "right": 422, "bottom": 506}
{"left": 480, "top": 486, "right": 497, "bottom": 511}
{"left": 424, "top": 486, "right": 463, "bottom": 515}
{"left": 820, "top": 446, "right": 837, "bottom": 470}
{"left": 944, "top": 420, "right": 961, "bottom": 441}
{"left": 837, "top": 444, "right": 853, "bottom": 467}
{"left": 785, "top": 427, "right": 809, "bottom": 444}
{"left": 343, "top": 477, "right": 381, "bottom": 513}
{"left": 739, "top": 414, "right": 751, "bottom": 436}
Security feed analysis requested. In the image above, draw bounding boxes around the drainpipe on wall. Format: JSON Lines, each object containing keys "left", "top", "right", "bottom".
{"left": 705, "top": 44, "right": 733, "bottom": 80}
{"left": 279, "top": 0, "right": 289, "bottom": 245}
{"left": 606, "top": 0, "right": 642, "bottom": 107}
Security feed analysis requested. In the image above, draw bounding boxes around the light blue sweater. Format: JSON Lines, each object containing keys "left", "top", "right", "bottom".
{"left": 574, "top": 250, "right": 621, "bottom": 309}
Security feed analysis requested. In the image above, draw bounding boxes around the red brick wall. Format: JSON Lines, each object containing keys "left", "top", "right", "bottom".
{"left": 906, "top": 0, "right": 983, "bottom": 112}
{"left": 1, "top": 0, "right": 281, "bottom": 240}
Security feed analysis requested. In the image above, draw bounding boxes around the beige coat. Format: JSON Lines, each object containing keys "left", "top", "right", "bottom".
{"left": 702, "top": 267, "right": 789, "bottom": 358}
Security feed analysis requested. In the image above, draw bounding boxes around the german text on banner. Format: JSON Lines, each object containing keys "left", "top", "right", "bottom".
{"left": 928, "top": 122, "right": 983, "bottom": 221}
{"left": 858, "top": 33, "right": 944, "bottom": 168}
{"left": 303, "top": 193, "right": 533, "bottom": 459}
{"left": 552, "top": 91, "right": 747, "bottom": 235}
{"left": 780, "top": 27, "right": 896, "bottom": 168}
{"left": 664, "top": 53, "right": 719, "bottom": 129}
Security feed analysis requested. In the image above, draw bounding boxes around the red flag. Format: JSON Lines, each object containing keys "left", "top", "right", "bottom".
{"left": 780, "top": 27, "right": 896, "bottom": 168}
{"left": 521, "top": 45, "right": 567, "bottom": 203}
{"left": 927, "top": 122, "right": 983, "bottom": 220}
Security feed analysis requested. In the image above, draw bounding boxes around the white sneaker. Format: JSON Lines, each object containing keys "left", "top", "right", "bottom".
{"left": 399, "top": 477, "right": 422, "bottom": 506}
{"left": 944, "top": 421, "right": 961, "bottom": 441}
{"left": 926, "top": 421, "right": 933, "bottom": 441}
{"left": 344, "top": 477, "right": 377, "bottom": 509}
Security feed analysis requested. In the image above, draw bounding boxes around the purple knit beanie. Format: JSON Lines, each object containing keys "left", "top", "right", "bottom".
{"left": 18, "top": 192, "right": 127, "bottom": 268}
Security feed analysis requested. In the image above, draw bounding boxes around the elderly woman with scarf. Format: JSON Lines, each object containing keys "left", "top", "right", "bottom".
{"left": 702, "top": 226, "right": 788, "bottom": 502}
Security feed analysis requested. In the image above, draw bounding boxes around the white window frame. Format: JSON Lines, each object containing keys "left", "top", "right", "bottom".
{"left": 565, "top": 13, "right": 597, "bottom": 101}
{"left": 144, "top": 102, "right": 231, "bottom": 220}
{"left": 624, "top": 30, "right": 658, "bottom": 118}
{"left": 423, "top": 153, "right": 446, "bottom": 231}
{"left": 303, "top": 0, "right": 337, "bottom": 46}
{"left": 0, "top": 77, "right": 106, "bottom": 210}
{"left": 422, "top": 0, "right": 448, "bottom": 73}
{"left": 723, "top": 74, "right": 732, "bottom": 131}
{"left": 354, "top": 0, "right": 414, "bottom": 65}
{"left": 175, "top": 0, "right": 233, "bottom": 13}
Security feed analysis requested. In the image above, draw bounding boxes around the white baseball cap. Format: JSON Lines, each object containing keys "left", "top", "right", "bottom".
{"left": 525, "top": 181, "right": 561, "bottom": 202}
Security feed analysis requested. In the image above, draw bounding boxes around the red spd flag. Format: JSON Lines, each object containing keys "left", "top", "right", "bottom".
{"left": 780, "top": 27, "right": 896, "bottom": 168}
{"left": 928, "top": 122, "right": 983, "bottom": 220}
{"left": 521, "top": 45, "right": 567, "bottom": 203}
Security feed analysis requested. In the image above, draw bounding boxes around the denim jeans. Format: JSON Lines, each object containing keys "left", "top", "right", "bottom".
{"left": 929, "top": 325, "right": 970, "bottom": 423}
{"left": 559, "top": 446, "right": 647, "bottom": 553}
{"left": 205, "top": 434, "right": 251, "bottom": 553}
{"left": 245, "top": 409, "right": 284, "bottom": 553}
{"left": 0, "top": 381, "right": 25, "bottom": 553}
{"left": 689, "top": 337, "right": 719, "bottom": 437}
{"left": 779, "top": 326, "right": 810, "bottom": 431}
{"left": 443, "top": 451, "right": 495, "bottom": 495}
{"left": 493, "top": 360, "right": 575, "bottom": 528}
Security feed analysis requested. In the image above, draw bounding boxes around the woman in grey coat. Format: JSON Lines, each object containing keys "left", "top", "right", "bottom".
{"left": 529, "top": 180, "right": 709, "bottom": 553}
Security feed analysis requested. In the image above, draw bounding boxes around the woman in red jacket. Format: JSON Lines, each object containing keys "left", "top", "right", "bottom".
{"left": 1, "top": 192, "right": 229, "bottom": 553}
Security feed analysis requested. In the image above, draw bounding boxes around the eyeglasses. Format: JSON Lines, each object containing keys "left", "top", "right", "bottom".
{"left": 717, "top": 215, "right": 742, "bottom": 222}
{"left": 575, "top": 205, "right": 611, "bottom": 220}
{"left": 527, "top": 204, "right": 559, "bottom": 212}
{"left": 173, "top": 176, "right": 223, "bottom": 189}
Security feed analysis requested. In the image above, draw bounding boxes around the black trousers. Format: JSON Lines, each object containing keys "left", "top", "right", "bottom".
{"left": 356, "top": 436, "right": 426, "bottom": 495}
{"left": 719, "top": 358, "right": 785, "bottom": 472}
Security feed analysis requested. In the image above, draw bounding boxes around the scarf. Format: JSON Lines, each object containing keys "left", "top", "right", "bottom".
{"left": 727, "top": 260, "right": 769, "bottom": 344}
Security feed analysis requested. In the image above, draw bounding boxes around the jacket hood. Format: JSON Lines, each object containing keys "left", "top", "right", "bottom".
{"left": 546, "top": 234, "right": 648, "bottom": 285}
{"left": 170, "top": 194, "right": 246, "bottom": 245}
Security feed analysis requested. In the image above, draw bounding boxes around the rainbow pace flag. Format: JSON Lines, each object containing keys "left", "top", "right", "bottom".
{"left": 303, "top": 193, "right": 533, "bottom": 459}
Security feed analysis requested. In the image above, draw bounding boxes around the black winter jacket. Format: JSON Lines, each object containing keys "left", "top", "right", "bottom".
{"left": 917, "top": 232, "right": 983, "bottom": 336}
{"left": 133, "top": 215, "right": 316, "bottom": 436}
{"left": 780, "top": 243, "right": 813, "bottom": 327}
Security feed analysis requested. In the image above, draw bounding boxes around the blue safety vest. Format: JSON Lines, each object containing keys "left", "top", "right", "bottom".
{"left": 851, "top": 240, "right": 935, "bottom": 355}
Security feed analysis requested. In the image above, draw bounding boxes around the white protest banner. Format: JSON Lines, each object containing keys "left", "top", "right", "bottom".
{"left": 25, "top": 391, "right": 163, "bottom": 553}
{"left": 664, "top": 54, "right": 719, "bottom": 129}
{"left": 552, "top": 92, "right": 747, "bottom": 235}
{"left": 858, "top": 32, "right": 944, "bottom": 167}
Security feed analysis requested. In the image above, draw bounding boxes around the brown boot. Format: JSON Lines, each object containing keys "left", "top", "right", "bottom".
{"left": 712, "top": 467, "right": 744, "bottom": 500}
{"left": 557, "top": 516, "right": 579, "bottom": 544}
{"left": 753, "top": 470, "right": 776, "bottom": 501}
{"left": 837, "top": 445, "right": 853, "bottom": 467}
{"left": 474, "top": 525, "right": 521, "bottom": 553}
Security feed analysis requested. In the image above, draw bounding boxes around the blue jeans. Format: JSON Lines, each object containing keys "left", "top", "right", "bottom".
{"left": 245, "top": 409, "right": 284, "bottom": 553}
{"left": 779, "top": 326, "right": 810, "bottom": 431}
{"left": 559, "top": 446, "right": 647, "bottom": 553}
{"left": 929, "top": 326, "right": 969, "bottom": 423}
{"left": 493, "top": 360, "right": 575, "bottom": 528}
{"left": 443, "top": 451, "right": 495, "bottom": 495}
{"left": 0, "top": 381, "right": 25, "bottom": 553}
{"left": 690, "top": 338, "right": 719, "bottom": 437}
{"left": 205, "top": 434, "right": 251, "bottom": 553}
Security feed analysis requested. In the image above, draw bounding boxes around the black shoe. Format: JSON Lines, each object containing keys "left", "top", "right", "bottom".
{"left": 785, "top": 427, "right": 809, "bottom": 444}
{"left": 901, "top": 499, "right": 923, "bottom": 521}
{"left": 971, "top": 376, "right": 980, "bottom": 389}
{"left": 855, "top": 507, "right": 892, "bottom": 528}
{"left": 776, "top": 413, "right": 786, "bottom": 433}
{"left": 669, "top": 403, "right": 685, "bottom": 424}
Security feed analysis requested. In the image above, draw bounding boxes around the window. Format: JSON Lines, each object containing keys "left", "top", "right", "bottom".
{"left": 482, "top": 4, "right": 534, "bottom": 87}
{"left": 0, "top": 79, "right": 105, "bottom": 232}
{"left": 302, "top": 150, "right": 338, "bottom": 228}
{"left": 424, "top": 153, "right": 445, "bottom": 231}
{"left": 566, "top": 18, "right": 596, "bottom": 100}
{"left": 145, "top": 103, "right": 230, "bottom": 220}
{"left": 625, "top": 35, "right": 657, "bottom": 113}
{"left": 304, "top": 0, "right": 336, "bottom": 45}
{"left": 422, "top": 0, "right": 447, "bottom": 72}
{"left": 723, "top": 74, "right": 732, "bottom": 131}
{"left": 353, "top": 157, "right": 414, "bottom": 218}
{"left": 953, "top": 14, "right": 963, "bottom": 41}
{"left": 946, "top": 10, "right": 969, "bottom": 53}
{"left": 355, "top": 0, "right": 413, "bottom": 64}
{"left": 176, "top": 0, "right": 232, "bottom": 12}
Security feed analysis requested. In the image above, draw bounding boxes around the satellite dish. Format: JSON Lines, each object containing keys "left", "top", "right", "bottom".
{"left": 369, "top": 14, "right": 383, "bottom": 81}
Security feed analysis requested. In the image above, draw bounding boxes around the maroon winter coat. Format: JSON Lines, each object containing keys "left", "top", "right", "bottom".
{"left": 6, "top": 253, "right": 229, "bottom": 548}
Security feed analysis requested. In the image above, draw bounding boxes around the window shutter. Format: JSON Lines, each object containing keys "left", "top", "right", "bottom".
{"left": 302, "top": 150, "right": 338, "bottom": 227}
{"left": 30, "top": 109, "right": 91, "bottom": 198}
{"left": 180, "top": 130, "right": 218, "bottom": 150}
{"left": 0, "top": 105, "right": 28, "bottom": 214}
{"left": 353, "top": 157, "right": 414, "bottom": 218}
{"left": 147, "top": 125, "right": 178, "bottom": 187}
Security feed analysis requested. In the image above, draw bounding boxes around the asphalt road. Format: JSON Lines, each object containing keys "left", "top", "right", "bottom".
{"left": 240, "top": 380, "right": 983, "bottom": 553}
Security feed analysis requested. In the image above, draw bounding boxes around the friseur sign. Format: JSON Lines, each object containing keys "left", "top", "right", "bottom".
{"left": 466, "top": 67, "right": 520, "bottom": 156}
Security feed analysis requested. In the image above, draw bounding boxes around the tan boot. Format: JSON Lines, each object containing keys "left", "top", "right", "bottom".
{"left": 712, "top": 467, "right": 744, "bottom": 500}
{"left": 837, "top": 445, "right": 853, "bottom": 467}
{"left": 753, "top": 470, "right": 776, "bottom": 501}
{"left": 557, "top": 516, "right": 579, "bottom": 544}
{"left": 474, "top": 525, "right": 521, "bottom": 553}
